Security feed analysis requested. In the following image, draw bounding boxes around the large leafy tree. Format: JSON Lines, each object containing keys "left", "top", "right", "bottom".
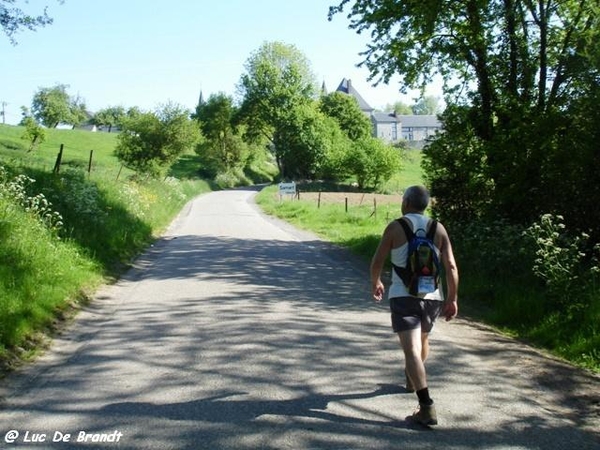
{"left": 330, "top": 0, "right": 600, "bottom": 232}
{"left": 30, "top": 84, "right": 88, "bottom": 128}
{"left": 31, "top": 84, "right": 72, "bottom": 128}
{"left": 318, "top": 91, "right": 372, "bottom": 140}
{"left": 237, "top": 41, "right": 318, "bottom": 176}
{"left": 330, "top": 0, "right": 597, "bottom": 134}
{"left": 273, "top": 103, "right": 349, "bottom": 180}
{"left": 345, "top": 137, "right": 401, "bottom": 189}
{"left": 195, "top": 93, "right": 248, "bottom": 175}
{"left": 1, "top": 0, "right": 64, "bottom": 44}
{"left": 115, "top": 103, "right": 200, "bottom": 177}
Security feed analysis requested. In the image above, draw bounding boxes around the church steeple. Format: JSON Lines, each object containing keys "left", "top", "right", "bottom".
{"left": 321, "top": 80, "right": 328, "bottom": 97}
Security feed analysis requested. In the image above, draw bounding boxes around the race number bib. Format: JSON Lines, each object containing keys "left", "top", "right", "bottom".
{"left": 417, "top": 276, "right": 436, "bottom": 294}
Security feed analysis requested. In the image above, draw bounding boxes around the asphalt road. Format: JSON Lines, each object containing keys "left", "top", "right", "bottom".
{"left": 0, "top": 187, "right": 598, "bottom": 450}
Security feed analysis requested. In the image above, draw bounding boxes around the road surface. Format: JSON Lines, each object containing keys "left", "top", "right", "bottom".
{"left": 0, "top": 187, "right": 598, "bottom": 449}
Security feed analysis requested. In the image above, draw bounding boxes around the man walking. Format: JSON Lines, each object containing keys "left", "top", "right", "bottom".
{"left": 370, "top": 185, "right": 459, "bottom": 426}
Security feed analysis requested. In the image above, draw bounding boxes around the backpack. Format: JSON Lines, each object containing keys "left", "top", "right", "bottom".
{"left": 392, "top": 217, "right": 441, "bottom": 296}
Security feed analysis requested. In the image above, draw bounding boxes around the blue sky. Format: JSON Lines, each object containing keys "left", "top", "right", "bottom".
{"left": 1, "top": 0, "right": 440, "bottom": 125}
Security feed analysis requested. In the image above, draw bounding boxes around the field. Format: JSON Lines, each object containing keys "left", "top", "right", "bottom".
{"left": 296, "top": 191, "right": 402, "bottom": 207}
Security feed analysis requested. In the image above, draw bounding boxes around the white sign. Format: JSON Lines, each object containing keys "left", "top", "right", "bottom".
{"left": 278, "top": 182, "right": 296, "bottom": 196}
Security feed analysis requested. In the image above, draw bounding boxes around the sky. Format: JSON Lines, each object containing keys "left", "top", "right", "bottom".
{"left": 1, "top": 0, "right": 441, "bottom": 125}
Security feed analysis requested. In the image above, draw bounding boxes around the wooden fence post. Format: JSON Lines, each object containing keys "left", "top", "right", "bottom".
{"left": 88, "top": 150, "right": 94, "bottom": 176}
{"left": 345, "top": 197, "right": 348, "bottom": 213}
{"left": 52, "top": 144, "right": 64, "bottom": 174}
{"left": 318, "top": 191, "right": 321, "bottom": 209}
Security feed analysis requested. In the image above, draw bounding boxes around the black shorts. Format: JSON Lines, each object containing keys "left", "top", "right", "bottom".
{"left": 389, "top": 296, "right": 443, "bottom": 333}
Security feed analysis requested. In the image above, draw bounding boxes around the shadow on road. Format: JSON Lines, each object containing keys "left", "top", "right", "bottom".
{"left": 3, "top": 227, "right": 599, "bottom": 449}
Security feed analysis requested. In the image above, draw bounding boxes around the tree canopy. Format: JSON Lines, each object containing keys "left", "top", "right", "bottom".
{"left": 237, "top": 41, "right": 319, "bottom": 176}
{"left": 115, "top": 103, "right": 200, "bottom": 177}
{"left": 319, "top": 91, "right": 372, "bottom": 140}
{"left": 93, "top": 106, "right": 126, "bottom": 132}
{"left": 1, "top": 0, "right": 64, "bottom": 44}
{"left": 31, "top": 84, "right": 86, "bottom": 128}
{"left": 194, "top": 93, "right": 249, "bottom": 176}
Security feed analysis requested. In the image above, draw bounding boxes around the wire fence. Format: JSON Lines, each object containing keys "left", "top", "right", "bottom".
{"left": 279, "top": 190, "right": 403, "bottom": 221}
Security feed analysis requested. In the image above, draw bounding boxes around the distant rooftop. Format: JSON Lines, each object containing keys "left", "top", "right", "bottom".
{"left": 335, "top": 78, "right": 374, "bottom": 113}
{"left": 397, "top": 115, "right": 441, "bottom": 128}
{"left": 371, "top": 112, "right": 400, "bottom": 124}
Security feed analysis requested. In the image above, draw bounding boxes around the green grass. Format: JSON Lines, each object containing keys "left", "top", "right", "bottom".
{"left": 0, "top": 198, "right": 99, "bottom": 351}
{"left": 381, "top": 148, "right": 425, "bottom": 194}
{"left": 0, "top": 124, "right": 212, "bottom": 367}
{"left": 0, "top": 124, "right": 126, "bottom": 178}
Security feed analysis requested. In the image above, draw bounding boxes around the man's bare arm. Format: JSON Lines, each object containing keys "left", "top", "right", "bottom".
{"left": 439, "top": 224, "right": 459, "bottom": 320}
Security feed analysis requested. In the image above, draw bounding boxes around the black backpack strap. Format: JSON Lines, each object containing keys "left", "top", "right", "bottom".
{"left": 397, "top": 217, "right": 414, "bottom": 240}
{"left": 426, "top": 220, "right": 438, "bottom": 240}
{"left": 392, "top": 217, "right": 413, "bottom": 286}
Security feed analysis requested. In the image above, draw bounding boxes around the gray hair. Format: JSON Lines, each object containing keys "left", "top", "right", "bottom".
{"left": 403, "top": 185, "right": 430, "bottom": 212}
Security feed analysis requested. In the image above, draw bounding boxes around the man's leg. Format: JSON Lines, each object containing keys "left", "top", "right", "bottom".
{"left": 421, "top": 332, "right": 430, "bottom": 362}
{"left": 404, "top": 331, "right": 431, "bottom": 392}
{"left": 399, "top": 328, "right": 427, "bottom": 391}
{"left": 399, "top": 328, "right": 438, "bottom": 425}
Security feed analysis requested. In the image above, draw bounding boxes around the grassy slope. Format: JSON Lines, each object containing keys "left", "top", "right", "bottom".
{"left": 0, "top": 124, "right": 211, "bottom": 368}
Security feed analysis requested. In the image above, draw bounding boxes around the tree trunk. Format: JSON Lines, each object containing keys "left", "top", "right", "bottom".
{"left": 466, "top": 0, "right": 495, "bottom": 141}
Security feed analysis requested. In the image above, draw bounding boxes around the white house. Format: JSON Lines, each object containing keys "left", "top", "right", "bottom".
{"left": 335, "top": 78, "right": 442, "bottom": 146}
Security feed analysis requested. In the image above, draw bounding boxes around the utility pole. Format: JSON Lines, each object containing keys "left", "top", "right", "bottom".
{"left": 0, "top": 101, "right": 6, "bottom": 124}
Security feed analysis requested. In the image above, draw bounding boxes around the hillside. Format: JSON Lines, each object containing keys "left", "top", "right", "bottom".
{"left": 0, "top": 124, "right": 211, "bottom": 368}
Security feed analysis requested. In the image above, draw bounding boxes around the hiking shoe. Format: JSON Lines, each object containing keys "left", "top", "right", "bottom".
{"left": 405, "top": 370, "right": 415, "bottom": 393}
{"left": 408, "top": 402, "right": 438, "bottom": 426}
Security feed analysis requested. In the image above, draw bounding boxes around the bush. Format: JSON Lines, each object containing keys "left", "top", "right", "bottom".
{"left": 345, "top": 137, "right": 401, "bottom": 189}
{"left": 524, "top": 214, "right": 600, "bottom": 314}
{"left": 451, "top": 213, "right": 599, "bottom": 369}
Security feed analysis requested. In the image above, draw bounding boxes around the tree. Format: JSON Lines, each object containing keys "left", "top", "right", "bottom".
{"left": 345, "top": 137, "right": 401, "bottom": 189}
{"left": 318, "top": 91, "right": 372, "bottom": 140}
{"left": 30, "top": 84, "right": 87, "bottom": 128}
{"left": 195, "top": 93, "right": 248, "bottom": 176}
{"left": 115, "top": 103, "right": 200, "bottom": 177}
{"left": 31, "top": 84, "right": 71, "bottom": 128}
{"left": 329, "top": 1, "right": 599, "bottom": 132}
{"left": 237, "top": 41, "right": 318, "bottom": 176}
{"left": 1, "top": 0, "right": 64, "bottom": 44}
{"left": 412, "top": 95, "right": 441, "bottom": 115}
{"left": 274, "top": 103, "right": 349, "bottom": 180}
{"left": 93, "top": 106, "right": 126, "bottom": 132}
{"left": 383, "top": 100, "right": 412, "bottom": 115}
{"left": 19, "top": 108, "right": 46, "bottom": 152}
{"left": 69, "top": 94, "right": 88, "bottom": 128}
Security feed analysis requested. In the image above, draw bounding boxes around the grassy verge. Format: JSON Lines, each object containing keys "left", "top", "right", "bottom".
{"left": 0, "top": 124, "right": 211, "bottom": 369}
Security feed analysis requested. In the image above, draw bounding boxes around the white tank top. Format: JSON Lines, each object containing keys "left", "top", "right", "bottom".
{"left": 388, "top": 213, "right": 443, "bottom": 301}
